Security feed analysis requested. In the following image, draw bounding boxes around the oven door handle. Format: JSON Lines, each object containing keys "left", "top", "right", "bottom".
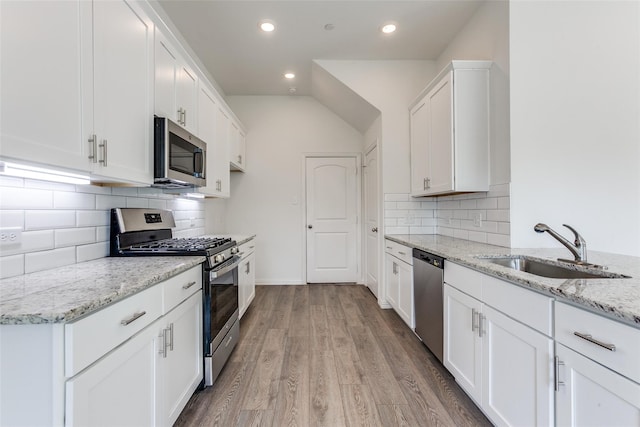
{"left": 209, "top": 255, "right": 242, "bottom": 279}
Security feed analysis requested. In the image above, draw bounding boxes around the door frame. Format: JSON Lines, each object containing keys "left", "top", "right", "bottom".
{"left": 363, "top": 139, "right": 381, "bottom": 297}
{"left": 301, "top": 153, "right": 362, "bottom": 284}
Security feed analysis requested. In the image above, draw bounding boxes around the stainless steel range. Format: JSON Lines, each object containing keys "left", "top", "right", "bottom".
{"left": 110, "top": 207, "right": 240, "bottom": 386}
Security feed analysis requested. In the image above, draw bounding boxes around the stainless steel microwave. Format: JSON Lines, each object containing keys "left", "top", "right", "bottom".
{"left": 154, "top": 117, "right": 206, "bottom": 188}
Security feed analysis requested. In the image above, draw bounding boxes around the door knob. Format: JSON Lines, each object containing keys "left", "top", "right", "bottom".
{"left": 372, "top": 227, "right": 378, "bottom": 232}
{"left": 308, "top": 225, "right": 313, "bottom": 229}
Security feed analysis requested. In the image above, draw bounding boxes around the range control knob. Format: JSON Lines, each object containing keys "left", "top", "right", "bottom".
{"left": 230, "top": 247, "right": 239, "bottom": 255}
{"left": 214, "top": 254, "right": 225, "bottom": 263}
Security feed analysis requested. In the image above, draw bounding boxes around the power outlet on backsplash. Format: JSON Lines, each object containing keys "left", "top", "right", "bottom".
{"left": 0, "top": 227, "right": 22, "bottom": 246}
{"left": 473, "top": 212, "right": 482, "bottom": 227}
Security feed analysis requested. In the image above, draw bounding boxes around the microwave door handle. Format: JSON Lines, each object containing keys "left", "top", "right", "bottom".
{"left": 209, "top": 256, "right": 242, "bottom": 279}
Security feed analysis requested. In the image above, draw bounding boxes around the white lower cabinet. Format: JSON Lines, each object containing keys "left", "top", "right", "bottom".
{"left": 444, "top": 262, "right": 554, "bottom": 427}
{"left": 158, "top": 291, "right": 203, "bottom": 427}
{"left": 384, "top": 240, "right": 414, "bottom": 328}
{"left": 65, "top": 320, "right": 158, "bottom": 426}
{"left": 238, "top": 240, "right": 256, "bottom": 319}
{"left": 554, "top": 301, "right": 640, "bottom": 426}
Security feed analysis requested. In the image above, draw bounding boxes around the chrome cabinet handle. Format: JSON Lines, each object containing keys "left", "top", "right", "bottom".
{"left": 224, "top": 333, "right": 233, "bottom": 348}
{"left": 159, "top": 329, "right": 167, "bottom": 358}
{"left": 88, "top": 134, "right": 97, "bottom": 163}
{"left": 426, "top": 177, "right": 431, "bottom": 189}
{"left": 183, "top": 109, "right": 187, "bottom": 127}
{"left": 554, "top": 356, "right": 565, "bottom": 391}
{"left": 177, "top": 108, "right": 183, "bottom": 125}
{"left": 121, "top": 311, "right": 146, "bottom": 326}
{"left": 423, "top": 178, "right": 427, "bottom": 190}
{"left": 392, "top": 262, "right": 398, "bottom": 275}
{"left": 168, "top": 323, "right": 174, "bottom": 351}
{"left": 245, "top": 261, "right": 250, "bottom": 274}
{"left": 478, "top": 313, "right": 486, "bottom": 337}
{"left": 238, "top": 155, "right": 242, "bottom": 164}
{"left": 182, "top": 280, "right": 197, "bottom": 290}
{"left": 99, "top": 139, "right": 108, "bottom": 166}
{"left": 386, "top": 246, "right": 393, "bottom": 250}
{"left": 573, "top": 332, "right": 616, "bottom": 351}
{"left": 471, "top": 308, "right": 478, "bottom": 332}
{"left": 398, "top": 251, "right": 406, "bottom": 255}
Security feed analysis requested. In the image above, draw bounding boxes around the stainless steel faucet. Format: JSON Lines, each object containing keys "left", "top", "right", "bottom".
{"left": 534, "top": 223, "right": 587, "bottom": 263}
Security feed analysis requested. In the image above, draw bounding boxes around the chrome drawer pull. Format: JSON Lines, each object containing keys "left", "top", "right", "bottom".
{"left": 182, "top": 281, "right": 197, "bottom": 290}
{"left": 554, "top": 356, "right": 565, "bottom": 391}
{"left": 121, "top": 311, "right": 146, "bottom": 326}
{"left": 573, "top": 332, "right": 616, "bottom": 351}
{"left": 398, "top": 251, "right": 406, "bottom": 256}
{"left": 471, "top": 308, "right": 478, "bottom": 332}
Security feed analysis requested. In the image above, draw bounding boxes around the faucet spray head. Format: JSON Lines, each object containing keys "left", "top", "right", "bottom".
{"left": 534, "top": 223, "right": 549, "bottom": 233}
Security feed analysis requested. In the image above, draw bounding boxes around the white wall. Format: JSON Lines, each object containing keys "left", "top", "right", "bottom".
{"left": 510, "top": 1, "right": 640, "bottom": 256}
{"left": 223, "top": 96, "right": 364, "bottom": 284}
{"left": 314, "top": 60, "right": 436, "bottom": 194}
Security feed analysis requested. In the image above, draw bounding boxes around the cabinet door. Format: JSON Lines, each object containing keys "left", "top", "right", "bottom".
{"left": 92, "top": 0, "right": 153, "bottom": 184}
{"left": 482, "top": 305, "right": 554, "bottom": 427}
{"left": 443, "top": 284, "right": 482, "bottom": 403}
{"left": 229, "top": 121, "right": 246, "bottom": 171}
{"left": 65, "top": 321, "right": 158, "bottom": 426}
{"left": 385, "top": 254, "right": 400, "bottom": 311}
{"left": 197, "top": 86, "right": 230, "bottom": 198}
{"left": 0, "top": 1, "right": 88, "bottom": 172}
{"left": 238, "top": 253, "right": 256, "bottom": 317}
{"left": 396, "top": 259, "right": 414, "bottom": 328}
{"left": 154, "top": 29, "right": 178, "bottom": 121}
{"left": 410, "top": 99, "right": 430, "bottom": 196}
{"left": 176, "top": 62, "right": 198, "bottom": 134}
{"left": 158, "top": 291, "right": 203, "bottom": 427}
{"left": 556, "top": 344, "right": 640, "bottom": 427}
{"left": 427, "top": 73, "right": 454, "bottom": 194}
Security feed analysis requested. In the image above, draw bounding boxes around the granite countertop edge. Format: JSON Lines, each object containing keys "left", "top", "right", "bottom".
{"left": 0, "top": 256, "right": 206, "bottom": 325}
{"left": 385, "top": 234, "right": 640, "bottom": 329}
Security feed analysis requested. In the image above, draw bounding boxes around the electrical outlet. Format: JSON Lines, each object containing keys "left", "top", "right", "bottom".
{"left": 0, "top": 227, "right": 22, "bottom": 246}
{"left": 473, "top": 212, "right": 482, "bottom": 227}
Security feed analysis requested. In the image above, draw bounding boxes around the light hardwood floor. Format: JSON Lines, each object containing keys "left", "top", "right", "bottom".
{"left": 175, "top": 285, "right": 491, "bottom": 426}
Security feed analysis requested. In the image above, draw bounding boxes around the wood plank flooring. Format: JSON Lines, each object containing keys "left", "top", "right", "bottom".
{"left": 175, "top": 285, "right": 491, "bottom": 427}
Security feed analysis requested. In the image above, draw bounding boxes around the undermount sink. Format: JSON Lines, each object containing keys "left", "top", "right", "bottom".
{"left": 477, "top": 256, "right": 631, "bottom": 279}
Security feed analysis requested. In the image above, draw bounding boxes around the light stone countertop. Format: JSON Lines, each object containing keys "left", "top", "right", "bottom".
{"left": 386, "top": 234, "right": 640, "bottom": 328}
{"left": 0, "top": 256, "right": 205, "bottom": 325}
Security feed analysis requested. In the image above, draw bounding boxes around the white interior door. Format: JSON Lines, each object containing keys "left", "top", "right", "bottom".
{"left": 306, "top": 157, "right": 358, "bottom": 283}
{"left": 364, "top": 144, "right": 379, "bottom": 296}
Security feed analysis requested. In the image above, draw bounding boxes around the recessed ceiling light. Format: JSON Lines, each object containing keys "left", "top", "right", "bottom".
{"left": 284, "top": 72, "right": 295, "bottom": 79}
{"left": 381, "top": 23, "right": 397, "bottom": 34}
{"left": 259, "top": 20, "right": 275, "bottom": 32}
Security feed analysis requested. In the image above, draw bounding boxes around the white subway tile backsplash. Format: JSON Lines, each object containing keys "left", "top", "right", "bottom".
{"left": 54, "top": 191, "right": 96, "bottom": 209}
{"left": 477, "top": 197, "right": 498, "bottom": 210}
{"left": 25, "top": 247, "right": 76, "bottom": 274}
{"left": 498, "top": 197, "right": 510, "bottom": 209}
{"left": 1, "top": 254, "right": 24, "bottom": 278}
{"left": 77, "top": 242, "right": 110, "bottom": 263}
{"left": 486, "top": 209, "right": 510, "bottom": 222}
{"left": 453, "top": 229, "right": 469, "bottom": 240}
{"left": 384, "top": 201, "right": 397, "bottom": 210}
{"left": 96, "top": 226, "right": 109, "bottom": 242}
{"left": 385, "top": 210, "right": 409, "bottom": 218}
{"left": 385, "top": 226, "right": 409, "bottom": 235}
{"left": 420, "top": 218, "right": 437, "bottom": 227}
{"left": 126, "top": 197, "right": 149, "bottom": 208}
{"left": 396, "top": 201, "right": 423, "bottom": 210}
{"left": 25, "top": 210, "right": 76, "bottom": 230}
{"left": 0, "top": 210, "right": 24, "bottom": 228}
{"left": 460, "top": 199, "right": 477, "bottom": 209}
{"left": 96, "top": 195, "right": 127, "bottom": 210}
{"left": 409, "top": 226, "right": 435, "bottom": 234}
{"left": 498, "top": 222, "right": 510, "bottom": 235}
{"left": 0, "top": 230, "right": 54, "bottom": 256}
{"left": 385, "top": 218, "right": 397, "bottom": 226}
{"left": 76, "top": 210, "right": 109, "bottom": 227}
{"left": 55, "top": 228, "right": 96, "bottom": 248}
{"left": 0, "top": 180, "right": 206, "bottom": 279}
{"left": 1, "top": 187, "right": 53, "bottom": 209}
{"left": 468, "top": 231, "right": 488, "bottom": 243}
{"left": 487, "top": 233, "right": 510, "bottom": 247}
{"left": 421, "top": 201, "right": 437, "bottom": 209}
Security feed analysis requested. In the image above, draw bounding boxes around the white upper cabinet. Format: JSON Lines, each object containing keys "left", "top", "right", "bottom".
{"left": 154, "top": 29, "right": 198, "bottom": 134}
{"left": 88, "top": 0, "right": 154, "bottom": 185}
{"left": 229, "top": 120, "right": 246, "bottom": 172}
{"left": 0, "top": 1, "right": 88, "bottom": 172}
{"left": 410, "top": 61, "right": 491, "bottom": 197}
{"left": 0, "top": 0, "right": 154, "bottom": 185}
{"left": 196, "top": 83, "right": 230, "bottom": 197}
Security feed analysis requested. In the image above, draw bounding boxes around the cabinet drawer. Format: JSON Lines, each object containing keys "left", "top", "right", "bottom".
{"left": 555, "top": 302, "right": 640, "bottom": 383}
{"left": 384, "top": 240, "right": 413, "bottom": 265}
{"left": 163, "top": 265, "right": 202, "bottom": 313}
{"left": 65, "top": 284, "right": 162, "bottom": 377}
{"left": 482, "top": 275, "right": 553, "bottom": 336}
{"left": 444, "top": 261, "right": 481, "bottom": 300}
{"left": 238, "top": 239, "right": 255, "bottom": 259}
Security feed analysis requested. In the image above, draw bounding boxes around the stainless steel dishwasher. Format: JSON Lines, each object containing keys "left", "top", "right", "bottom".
{"left": 413, "top": 248, "right": 445, "bottom": 363}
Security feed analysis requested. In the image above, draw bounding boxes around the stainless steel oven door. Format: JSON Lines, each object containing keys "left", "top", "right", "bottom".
{"left": 205, "top": 255, "right": 241, "bottom": 356}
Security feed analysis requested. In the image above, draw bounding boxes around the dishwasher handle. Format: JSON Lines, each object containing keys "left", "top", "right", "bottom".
{"left": 413, "top": 248, "right": 445, "bottom": 269}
